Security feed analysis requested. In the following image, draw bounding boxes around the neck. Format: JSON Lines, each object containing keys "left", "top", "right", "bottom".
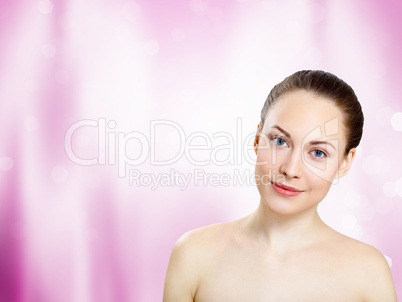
{"left": 246, "top": 198, "right": 327, "bottom": 256}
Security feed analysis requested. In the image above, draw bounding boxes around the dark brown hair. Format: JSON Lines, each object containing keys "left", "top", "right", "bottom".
{"left": 259, "top": 70, "right": 364, "bottom": 155}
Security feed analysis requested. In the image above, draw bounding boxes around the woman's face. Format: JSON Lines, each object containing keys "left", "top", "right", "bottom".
{"left": 254, "top": 89, "right": 355, "bottom": 216}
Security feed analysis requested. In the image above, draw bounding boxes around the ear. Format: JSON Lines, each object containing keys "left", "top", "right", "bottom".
{"left": 336, "top": 147, "right": 356, "bottom": 179}
{"left": 254, "top": 123, "right": 261, "bottom": 155}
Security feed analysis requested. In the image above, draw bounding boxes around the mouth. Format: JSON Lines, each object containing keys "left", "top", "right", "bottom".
{"left": 271, "top": 182, "right": 303, "bottom": 197}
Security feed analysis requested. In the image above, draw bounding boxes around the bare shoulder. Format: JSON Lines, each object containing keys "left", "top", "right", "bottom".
{"left": 163, "top": 222, "right": 231, "bottom": 302}
{"left": 174, "top": 221, "right": 232, "bottom": 255}
{"left": 171, "top": 221, "right": 236, "bottom": 266}
{"left": 327, "top": 230, "right": 397, "bottom": 301}
{"left": 329, "top": 230, "right": 390, "bottom": 268}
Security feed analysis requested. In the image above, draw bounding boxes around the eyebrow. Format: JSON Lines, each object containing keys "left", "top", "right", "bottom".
{"left": 309, "top": 140, "right": 336, "bottom": 150}
{"left": 269, "top": 124, "right": 336, "bottom": 150}
{"left": 270, "top": 125, "right": 291, "bottom": 138}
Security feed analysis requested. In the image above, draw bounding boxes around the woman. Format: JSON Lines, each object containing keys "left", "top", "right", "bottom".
{"left": 163, "top": 70, "right": 398, "bottom": 301}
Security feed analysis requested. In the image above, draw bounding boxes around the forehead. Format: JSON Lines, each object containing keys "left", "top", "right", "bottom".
{"left": 263, "top": 90, "right": 346, "bottom": 141}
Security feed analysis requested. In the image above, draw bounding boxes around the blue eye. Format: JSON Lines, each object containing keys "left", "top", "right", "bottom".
{"left": 312, "top": 150, "right": 326, "bottom": 158}
{"left": 275, "top": 138, "right": 287, "bottom": 146}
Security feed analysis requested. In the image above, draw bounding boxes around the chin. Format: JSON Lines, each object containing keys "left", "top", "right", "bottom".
{"left": 260, "top": 187, "right": 323, "bottom": 216}
{"left": 263, "top": 198, "right": 307, "bottom": 216}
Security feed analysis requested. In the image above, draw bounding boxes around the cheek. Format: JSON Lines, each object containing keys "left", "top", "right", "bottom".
{"left": 302, "top": 162, "right": 334, "bottom": 198}
{"left": 302, "top": 156, "right": 339, "bottom": 183}
{"left": 255, "top": 149, "right": 273, "bottom": 180}
{"left": 255, "top": 147, "right": 281, "bottom": 186}
{"left": 255, "top": 145, "right": 284, "bottom": 173}
{"left": 256, "top": 143, "right": 273, "bottom": 168}
{"left": 256, "top": 139, "right": 287, "bottom": 167}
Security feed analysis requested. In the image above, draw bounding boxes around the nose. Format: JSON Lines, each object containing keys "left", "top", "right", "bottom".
{"left": 279, "top": 149, "right": 303, "bottom": 179}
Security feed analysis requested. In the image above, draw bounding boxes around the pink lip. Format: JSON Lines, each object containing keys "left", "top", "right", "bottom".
{"left": 271, "top": 182, "right": 303, "bottom": 197}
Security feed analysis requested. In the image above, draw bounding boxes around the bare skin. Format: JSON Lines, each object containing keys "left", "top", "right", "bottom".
{"left": 163, "top": 90, "right": 398, "bottom": 301}
{"left": 164, "top": 214, "right": 397, "bottom": 301}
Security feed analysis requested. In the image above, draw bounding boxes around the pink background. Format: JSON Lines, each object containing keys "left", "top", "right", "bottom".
{"left": 0, "top": 0, "right": 401, "bottom": 300}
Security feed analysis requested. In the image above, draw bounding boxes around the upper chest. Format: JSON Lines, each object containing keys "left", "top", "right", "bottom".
{"left": 194, "top": 244, "right": 363, "bottom": 302}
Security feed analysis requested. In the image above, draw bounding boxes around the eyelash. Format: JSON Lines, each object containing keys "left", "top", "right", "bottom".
{"left": 269, "top": 135, "right": 329, "bottom": 159}
{"left": 270, "top": 136, "right": 288, "bottom": 147}
{"left": 311, "top": 149, "right": 328, "bottom": 159}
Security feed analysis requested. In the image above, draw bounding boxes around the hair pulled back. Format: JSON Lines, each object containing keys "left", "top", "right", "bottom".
{"left": 260, "top": 70, "right": 364, "bottom": 155}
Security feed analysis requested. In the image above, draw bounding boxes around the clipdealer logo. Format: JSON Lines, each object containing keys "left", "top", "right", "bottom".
{"left": 64, "top": 118, "right": 259, "bottom": 178}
